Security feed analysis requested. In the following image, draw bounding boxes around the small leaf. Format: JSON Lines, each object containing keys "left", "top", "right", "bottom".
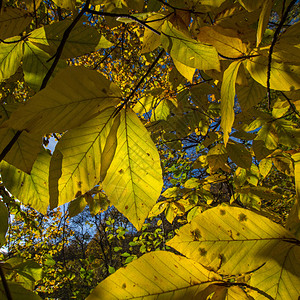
{"left": 226, "top": 141, "right": 252, "bottom": 169}
{"left": 0, "top": 201, "right": 8, "bottom": 247}
{"left": 68, "top": 196, "right": 87, "bottom": 218}
{"left": 256, "top": 0, "right": 274, "bottom": 46}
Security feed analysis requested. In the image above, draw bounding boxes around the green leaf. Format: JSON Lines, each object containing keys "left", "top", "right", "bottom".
{"left": 0, "top": 149, "right": 51, "bottom": 214}
{"left": 68, "top": 196, "right": 87, "bottom": 218}
{"left": 0, "top": 38, "right": 23, "bottom": 82}
{"left": 249, "top": 244, "right": 300, "bottom": 300}
{"left": 0, "top": 282, "right": 42, "bottom": 300}
{"left": 246, "top": 55, "right": 300, "bottom": 91}
{"left": 102, "top": 109, "right": 163, "bottom": 230}
{"left": 4, "top": 67, "right": 121, "bottom": 134}
{"left": 237, "top": 77, "right": 266, "bottom": 111}
{"left": 167, "top": 205, "right": 298, "bottom": 277}
{"left": 256, "top": 0, "right": 273, "bottom": 46}
{"left": 49, "top": 107, "right": 118, "bottom": 207}
{"left": 52, "top": 0, "right": 75, "bottom": 9}
{"left": 29, "top": 20, "right": 101, "bottom": 58}
{"left": 173, "top": 57, "right": 195, "bottom": 82}
{"left": 0, "top": 104, "right": 42, "bottom": 173}
{"left": 226, "top": 141, "right": 252, "bottom": 169}
{"left": 207, "top": 143, "right": 230, "bottom": 173}
{"left": 221, "top": 60, "right": 242, "bottom": 145}
{"left": 238, "top": 0, "right": 264, "bottom": 11}
{"left": 150, "top": 99, "right": 173, "bottom": 121}
{"left": 259, "top": 158, "right": 272, "bottom": 178}
{"left": 23, "top": 41, "right": 67, "bottom": 91}
{"left": 86, "top": 251, "right": 221, "bottom": 300}
{"left": 161, "top": 21, "right": 220, "bottom": 71}
{"left": 0, "top": 200, "right": 8, "bottom": 247}
{"left": 0, "top": 7, "right": 32, "bottom": 40}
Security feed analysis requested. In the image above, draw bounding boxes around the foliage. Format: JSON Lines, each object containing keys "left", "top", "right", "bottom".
{"left": 0, "top": 0, "right": 300, "bottom": 299}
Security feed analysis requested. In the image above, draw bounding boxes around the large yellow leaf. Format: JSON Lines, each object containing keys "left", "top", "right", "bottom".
{"left": 250, "top": 244, "right": 300, "bottom": 300}
{"left": 3, "top": 67, "right": 121, "bottom": 134}
{"left": 29, "top": 19, "right": 101, "bottom": 59}
{"left": 161, "top": 21, "right": 220, "bottom": 71}
{"left": 0, "top": 104, "right": 42, "bottom": 173}
{"left": 49, "top": 107, "right": 118, "bottom": 207}
{"left": 167, "top": 205, "right": 298, "bottom": 277}
{"left": 0, "top": 7, "right": 32, "bottom": 40}
{"left": 0, "top": 149, "right": 51, "bottom": 214}
{"left": 0, "top": 38, "right": 23, "bottom": 82}
{"left": 256, "top": 0, "right": 274, "bottom": 47}
{"left": 197, "top": 25, "right": 247, "bottom": 59}
{"left": 141, "top": 13, "right": 164, "bottom": 54}
{"left": 237, "top": 77, "right": 266, "bottom": 111}
{"left": 102, "top": 109, "right": 163, "bottom": 230}
{"left": 221, "top": 60, "right": 242, "bottom": 145}
{"left": 22, "top": 41, "right": 67, "bottom": 91}
{"left": 86, "top": 251, "right": 221, "bottom": 300}
{"left": 246, "top": 55, "right": 300, "bottom": 91}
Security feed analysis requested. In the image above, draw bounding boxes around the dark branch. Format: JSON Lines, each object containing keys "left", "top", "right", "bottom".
{"left": 40, "top": 0, "right": 91, "bottom": 90}
{"left": 0, "top": 264, "right": 13, "bottom": 300}
{"left": 86, "top": 8, "right": 161, "bottom": 35}
{"left": 113, "top": 49, "right": 165, "bottom": 117}
{"left": 267, "top": 0, "right": 297, "bottom": 108}
{"left": 0, "top": 130, "right": 22, "bottom": 163}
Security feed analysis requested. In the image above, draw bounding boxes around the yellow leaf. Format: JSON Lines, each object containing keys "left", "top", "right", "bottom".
{"left": 161, "top": 21, "right": 220, "bottom": 71}
{"left": 0, "top": 149, "right": 51, "bottom": 215}
{"left": 173, "top": 57, "right": 195, "bottom": 82}
{"left": 256, "top": 0, "right": 274, "bottom": 47}
{"left": 221, "top": 60, "right": 242, "bottom": 145}
{"left": 197, "top": 25, "right": 247, "bottom": 58}
{"left": 86, "top": 251, "right": 221, "bottom": 300}
{"left": 102, "top": 109, "right": 163, "bottom": 230}
{"left": 3, "top": 67, "right": 121, "bottom": 134}
{"left": 246, "top": 55, "right": 300, "bottom": 91}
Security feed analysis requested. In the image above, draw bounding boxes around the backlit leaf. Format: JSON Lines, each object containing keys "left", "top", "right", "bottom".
{"left": 161, "top": 21, "right": 220, "bottom": 71}
{"left": 102, "top": 109, "right": 163, "bottom": 230}
{"left": 49, "top": 107, "right": 118, "bottom": 207}
{"left": 29, "top": 20, "right": 101, "bottom": 58}
{"left": 197, "top": 25, "right": 247, "bottom": 58}
{"left": 226, "top": 141, "right": 252, "bottom": 169}
{"left": 0, "top": 38, "right": 23, "bottom": 82}
{"left": 3, "top": 67, "right": 121, "bottom": 134}
{"left": 221, "top": 60, "right": 242, "bottom": 145}
{"left": 0, "top": 149, "right": 51, "bottom": 214}
{"left": 167, "top": 205, "right": 298, "bottom": 277}
{"left": 246, "top": 55, "right": 300, "bottom": 91}
{"left": 86, "top": 251, "right": 221, "bottom": 300}
{"left": 0, "top": 200, "right": 8, "bottom": 247}
{"left": 0, "top": 7, "right": 32, "bottom": 40}
{"left": 0, "top": 283, "right": 42, "bottom": 300}
{"left": 0, "top": 104, "right": 42, "bottom": 173}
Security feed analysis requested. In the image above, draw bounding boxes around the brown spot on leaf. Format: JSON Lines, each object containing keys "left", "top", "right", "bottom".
{"left": 122, "top": 283, "right": 126, "bottom": 289}
{"left": 102, "top": 88, "right": 107, "bottom": 93}
{"left": 220, "top": 209, "right": 226, "bottom": 215}
{"left": 119, "top": 169, "right": 124, "bottom": 174}
{"left": 199, "top": 248, "right": 207, "bottom": 256}
{"left": 75, "top": 191, "right": 82, "bottom": 198}
{"left": 125, "top": 205, "right": 128, "bottom": 210}
{"left": 238, "top": 213, "right": 247, "bottom": 222}
{"left": 191, "top": 228, "right": 201, "bottom": 241}
{"left": 77, "top": 181, "right": 82, "bottom": 188}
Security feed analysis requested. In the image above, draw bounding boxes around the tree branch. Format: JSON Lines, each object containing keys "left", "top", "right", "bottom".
{"left": 267, "top": 0, "right": 297, "bottom": 108}
{"left": 86, "top": 8, "right": 161, "bottom": 35}
{"left": 0, "top": 264, "right": 12, "bottom": 300}
{"left": 41, "top": 0, "right": 91, "bottom": 90}
{"left": 113, "top": 49, "right": 165, "bottom": 117}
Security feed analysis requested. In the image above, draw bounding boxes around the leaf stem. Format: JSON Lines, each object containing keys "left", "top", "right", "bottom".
{"left": 0, "top": 264, "right": 12, "bottom": 300}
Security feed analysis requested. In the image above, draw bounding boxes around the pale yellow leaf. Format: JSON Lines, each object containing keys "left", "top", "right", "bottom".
{"left": 102, "top": 109, "right": 163, "bottom": 230}
{"left": 221, "top": 60, "right": 242, "bottom": 145}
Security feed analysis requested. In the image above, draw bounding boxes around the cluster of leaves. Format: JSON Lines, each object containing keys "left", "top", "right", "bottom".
{"left": 0, "top": 0, "right": 300, "bottom": 299}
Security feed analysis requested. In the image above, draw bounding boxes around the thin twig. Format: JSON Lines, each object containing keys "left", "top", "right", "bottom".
{"left": 113, "top": 49, "right": 165, "bottom": 117}
{"left": 267, "top": 0, "right": 297, "bottom": 108}
{"left": 280, "top": 91, "right": 300, "bottom": 118}
{"left": 86, "top": 8, "right": 161, "bottom": 35}
{"left": 40, "top": 0, "right": 91, "bottom": 90}
{"left": 0, "top": 264, "right": 13, "bottom": 300}
{"left": 0, "top": 130, "right": 22, "bottom": 163}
